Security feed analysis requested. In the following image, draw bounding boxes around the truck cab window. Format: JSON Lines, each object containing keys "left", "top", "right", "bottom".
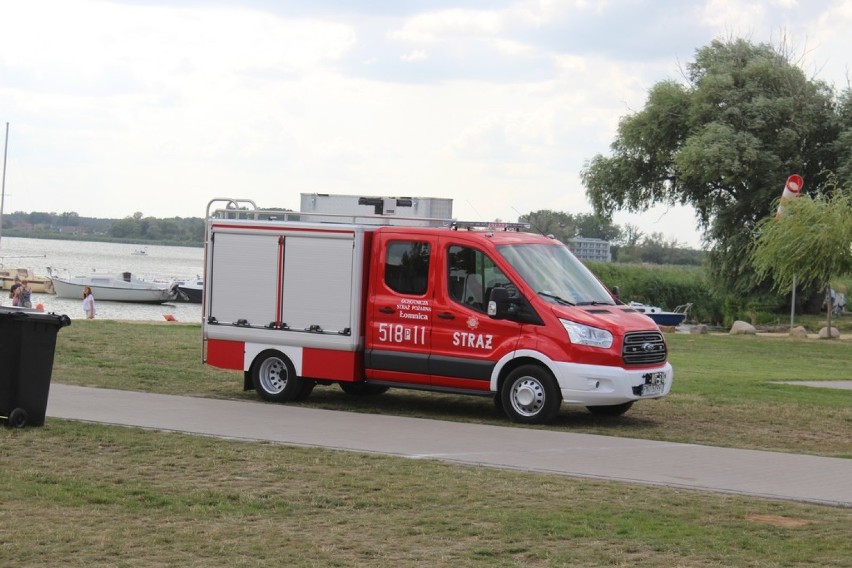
{"left": 384, "top": 241, "right": 431, "bottom": 295}
{"left": 448, "top": 245, "right": 512, "bottom": 312}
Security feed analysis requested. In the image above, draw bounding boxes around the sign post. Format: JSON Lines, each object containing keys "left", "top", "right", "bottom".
{"left": 776, "top": 174, "right": 803, "bottom": 331}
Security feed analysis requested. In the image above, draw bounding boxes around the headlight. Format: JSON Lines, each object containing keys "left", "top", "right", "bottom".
{"left": 560, "top": 319, "right": 613, "bottom": 349}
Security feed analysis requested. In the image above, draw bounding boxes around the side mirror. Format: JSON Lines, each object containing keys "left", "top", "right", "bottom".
{"left": 487, "top": 287, "right": 510, "bottom": 317}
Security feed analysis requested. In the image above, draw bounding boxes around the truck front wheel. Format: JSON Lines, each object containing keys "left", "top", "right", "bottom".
{"left": 501, "top": 364, "right": 561, "bottom": 424}
{"left": 251, "top": 351, "right": 310, "bottom": 402}
{"left": 586, "top": 401, "right": 634, "bottom": 416}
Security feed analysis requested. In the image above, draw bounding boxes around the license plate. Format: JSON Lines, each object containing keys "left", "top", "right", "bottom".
{"left": 641, "top": 382, "right": 664, "bottom": 396}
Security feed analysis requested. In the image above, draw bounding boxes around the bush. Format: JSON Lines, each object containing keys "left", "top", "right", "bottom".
{"left": 587, "top": 262, "right": 723, "bottom": 324}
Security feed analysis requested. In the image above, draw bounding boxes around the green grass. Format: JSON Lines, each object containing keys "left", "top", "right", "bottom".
{"left": 2, "top": 320, "right": 850, "bottom": 566}
{"left": 2, "top": 421, "right": 850, "bottom": 567}
{"left": 52, "top": 321, "right": 852, "bottom": 457}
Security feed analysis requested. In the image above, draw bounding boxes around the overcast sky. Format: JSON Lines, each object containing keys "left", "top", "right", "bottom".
{"left": 2, "top": 0, "right": 851, "bottom": 248}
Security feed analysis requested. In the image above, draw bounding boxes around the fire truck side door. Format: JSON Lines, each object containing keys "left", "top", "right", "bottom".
{"left": 428, "top": 239, "right": 522, "bottom": 392}
{"left": 365, "top": 236, "right": 434, "bottom": 385}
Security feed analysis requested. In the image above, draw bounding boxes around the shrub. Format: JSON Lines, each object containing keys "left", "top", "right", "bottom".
{"left": 587, "top": 262, "right": 723, "bottom": 324}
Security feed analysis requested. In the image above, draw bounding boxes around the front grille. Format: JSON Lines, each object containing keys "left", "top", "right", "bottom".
{"left": 622, "top": 331, "right": 667, "bottom": 365}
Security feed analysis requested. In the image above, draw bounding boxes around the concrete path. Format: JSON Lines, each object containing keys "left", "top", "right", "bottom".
{"left": 773, "top": 380, "right": 852, "bottom": 391}
{"left": 46, "top": 384, "right": 852, "bottom": 508}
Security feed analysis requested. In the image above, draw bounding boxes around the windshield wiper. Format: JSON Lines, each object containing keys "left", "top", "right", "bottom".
{"left": 537, "top": 291, "right": 575, "bottom": 306}
{"left": 576, "top": 300, "right": 615, "bottom": 306}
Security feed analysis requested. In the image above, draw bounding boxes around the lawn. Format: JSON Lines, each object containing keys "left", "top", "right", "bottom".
{"left": 1, "top": 320, "right": 849, "bottom": 566}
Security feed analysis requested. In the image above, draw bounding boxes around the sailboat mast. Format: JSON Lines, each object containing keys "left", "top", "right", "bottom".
{"left": 1, "top": 121, "right": 8, "bottom": 248}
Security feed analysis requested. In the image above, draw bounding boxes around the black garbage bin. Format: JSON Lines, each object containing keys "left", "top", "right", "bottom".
{"left": 0, "top": 307, "right": 72, "bottom": 428}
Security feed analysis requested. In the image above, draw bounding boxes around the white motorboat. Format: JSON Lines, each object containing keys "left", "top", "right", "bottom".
{"left": 50, "top": 271, "right": 177, "bottom": 304}
{"left": 628, "top": 301, "right": 691, "bottom": 326}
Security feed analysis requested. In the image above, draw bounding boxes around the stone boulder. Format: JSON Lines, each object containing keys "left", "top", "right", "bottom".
{"left": 689, "top": 324, "right": 709, "bottom": 334}
{"left": 818, "top": 327, "right": 840, "bottom": 339}
{"left": 789, "top": 326, "right": 809, "bottom": 338}
{"left": 729, "top": 320, "right": 757, "bottom": 335}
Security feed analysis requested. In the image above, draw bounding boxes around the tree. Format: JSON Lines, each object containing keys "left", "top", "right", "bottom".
{"left": 519, "top": 210, "right": 621, "bottom": 243}
{"left": 836, "top": 89, "right": 852, "bottom": 181}
{"left": 751, "top": 184, "right": 852, "bottom": 335}
{"left": 519, "top": 210, "right": 576, "bottom": 241}
{"left": 621, "top": 224, "right": 644, "bottom": 247}
{"left": 581, "top": 38, "right": 842, "bottom": 298}
{"left": 574, "top": 213, "right": 622, "bottom": 242}
{"left": 59, "top": 212, "right": 80, "bottom": 226}
{"left": 109, "top": 217, "right": 138, "bottom": 238}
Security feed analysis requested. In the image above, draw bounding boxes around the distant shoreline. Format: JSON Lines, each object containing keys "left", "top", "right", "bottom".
{"left": 0, "top": 230, "right": 202, "bottom": 248}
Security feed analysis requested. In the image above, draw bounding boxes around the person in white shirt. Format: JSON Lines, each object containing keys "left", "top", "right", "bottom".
{"left": 82, "top": 286, "right": 96, "bottom": 319}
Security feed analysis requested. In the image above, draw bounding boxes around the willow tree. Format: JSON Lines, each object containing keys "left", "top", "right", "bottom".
{"left": 751, "top": 188, "right": 852, "bottom": 335}
{"left": 581, "top": 38, "right": 842, "bottom": 299}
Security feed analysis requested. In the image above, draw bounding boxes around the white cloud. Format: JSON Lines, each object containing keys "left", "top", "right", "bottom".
{"left": 391, "top": 8, "right": 504, "bottom": 43}
{"left": 401, "top": 50, "right": 429, "bottom": 62}
{"left": 2, "top": 0, "right": 852, "bottom": 249}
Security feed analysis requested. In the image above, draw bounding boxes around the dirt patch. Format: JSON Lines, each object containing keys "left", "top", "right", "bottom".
{"left": 746, "top": 514, "right": 815, "bottom": 528}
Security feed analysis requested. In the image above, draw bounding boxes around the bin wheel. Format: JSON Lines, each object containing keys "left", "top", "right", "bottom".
{"left": 6, "top": 408, "right": 28, "bottom": 428}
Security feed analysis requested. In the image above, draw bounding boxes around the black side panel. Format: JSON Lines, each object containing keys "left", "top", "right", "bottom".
{"left": 429, "top": 355, "right": 493, "bottom": 381}
{"left": 366, "top": 349, "right": 429, "bottom": 374}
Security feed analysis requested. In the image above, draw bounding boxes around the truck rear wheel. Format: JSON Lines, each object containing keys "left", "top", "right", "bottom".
{"left": 251, "top": 351, "right": 310, "bottom": 402}
{"left": 501, "top": 364, "right": 561, "bottom": 424}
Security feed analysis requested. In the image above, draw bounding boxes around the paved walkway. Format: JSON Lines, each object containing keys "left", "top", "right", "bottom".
{"left": 46, "top": 384, "right": 852, "bottom": 508}
{"left": 773, "top": 380, "right": 852, "bottom": 391}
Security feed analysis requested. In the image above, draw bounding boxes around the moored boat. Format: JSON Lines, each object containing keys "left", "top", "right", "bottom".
{"left": 175, "top": 278, "right": 203, "bottom": 303}
{"left": 0, "top": 267, "right": 54, "bottom": 294}
{"left": 49, "top": 270, "right": 177, "bottom": 304}
{"left": 628, "top": 301, "right": 689, "bottom": 326}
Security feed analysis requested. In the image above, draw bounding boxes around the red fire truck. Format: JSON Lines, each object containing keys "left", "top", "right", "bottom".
{"left": 202, "top": 199, "right": 672, "bottom": 424}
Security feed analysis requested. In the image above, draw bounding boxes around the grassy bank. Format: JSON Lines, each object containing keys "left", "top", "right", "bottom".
{"left": 51, "top": 320, "right": 852, "bottom": 457}
{"left": 2, "top": 421, "right": 850, "bottom": 567}
{"left": 2, "top": 321, "right": 850, "bottom": 566}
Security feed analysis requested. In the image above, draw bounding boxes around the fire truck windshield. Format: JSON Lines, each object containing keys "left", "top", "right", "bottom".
{"left": 496, "top": 243, "right": 615, "bottom": 306}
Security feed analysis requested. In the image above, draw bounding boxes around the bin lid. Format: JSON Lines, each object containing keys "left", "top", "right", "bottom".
{"left": 0, "top": 307, "right": 72, "bottom": 327}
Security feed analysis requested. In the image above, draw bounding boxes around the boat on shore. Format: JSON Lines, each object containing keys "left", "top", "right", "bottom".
{"left": 175, "top": 278, "right": 203, "bottom": 303}
{"left": 0, "top": 267, "right": 55, "bottom": 294}
{"left": 49, "top": 270, "right": 177, "bottom": 304}
{"left": 628, "top": 301, "right": 690, "bottom": 327}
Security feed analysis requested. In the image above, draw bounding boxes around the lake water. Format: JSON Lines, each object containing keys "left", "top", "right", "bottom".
{"left": 0, "top": 236, "right": 203, "bottom": 322}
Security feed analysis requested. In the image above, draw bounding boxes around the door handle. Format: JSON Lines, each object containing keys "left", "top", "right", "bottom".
{"left": 379, "top": 306, "right": 395, "bottom": 314}
{"left": 437, "top": 312, "right": 455, "bottom": 320}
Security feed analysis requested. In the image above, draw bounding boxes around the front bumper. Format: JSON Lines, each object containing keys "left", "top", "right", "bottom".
{"left": 550, "top": 360, "right": 674, "bottom": 406}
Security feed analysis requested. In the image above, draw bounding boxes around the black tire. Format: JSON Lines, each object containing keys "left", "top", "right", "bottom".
{"left": 339, "top": 382, "right": 390, "bottom": 396}
{"left": 292, "top": 380, "right": 316, "bottom": 401}
{"left": 7, "top": 407, "right": 28, "bottom": 428}
{"left": 251, "top": 351, "right": 309, "bottom": 402}
{"left": 586, "top": 401, "right": 634, "bottom": 416}
{"left": 500, "top": 364, "right": 561, "bottom": 424}
{"left": 493, "top": 393, "right": 504, "bottom": 414}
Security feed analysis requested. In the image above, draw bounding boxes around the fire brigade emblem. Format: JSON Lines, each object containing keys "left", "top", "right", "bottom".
{"left": 466, "top": 316, "right": 479, "bottom": 330}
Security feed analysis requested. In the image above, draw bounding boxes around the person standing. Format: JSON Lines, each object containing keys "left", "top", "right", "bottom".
{"left": 9, "top": 282, "right": 21, "bottom": 306}
{"left": 19, "top": 279, "right": 33, "bottom": 308}
{"left": 82, "top": 286, "right": 96, "bottom": 319}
